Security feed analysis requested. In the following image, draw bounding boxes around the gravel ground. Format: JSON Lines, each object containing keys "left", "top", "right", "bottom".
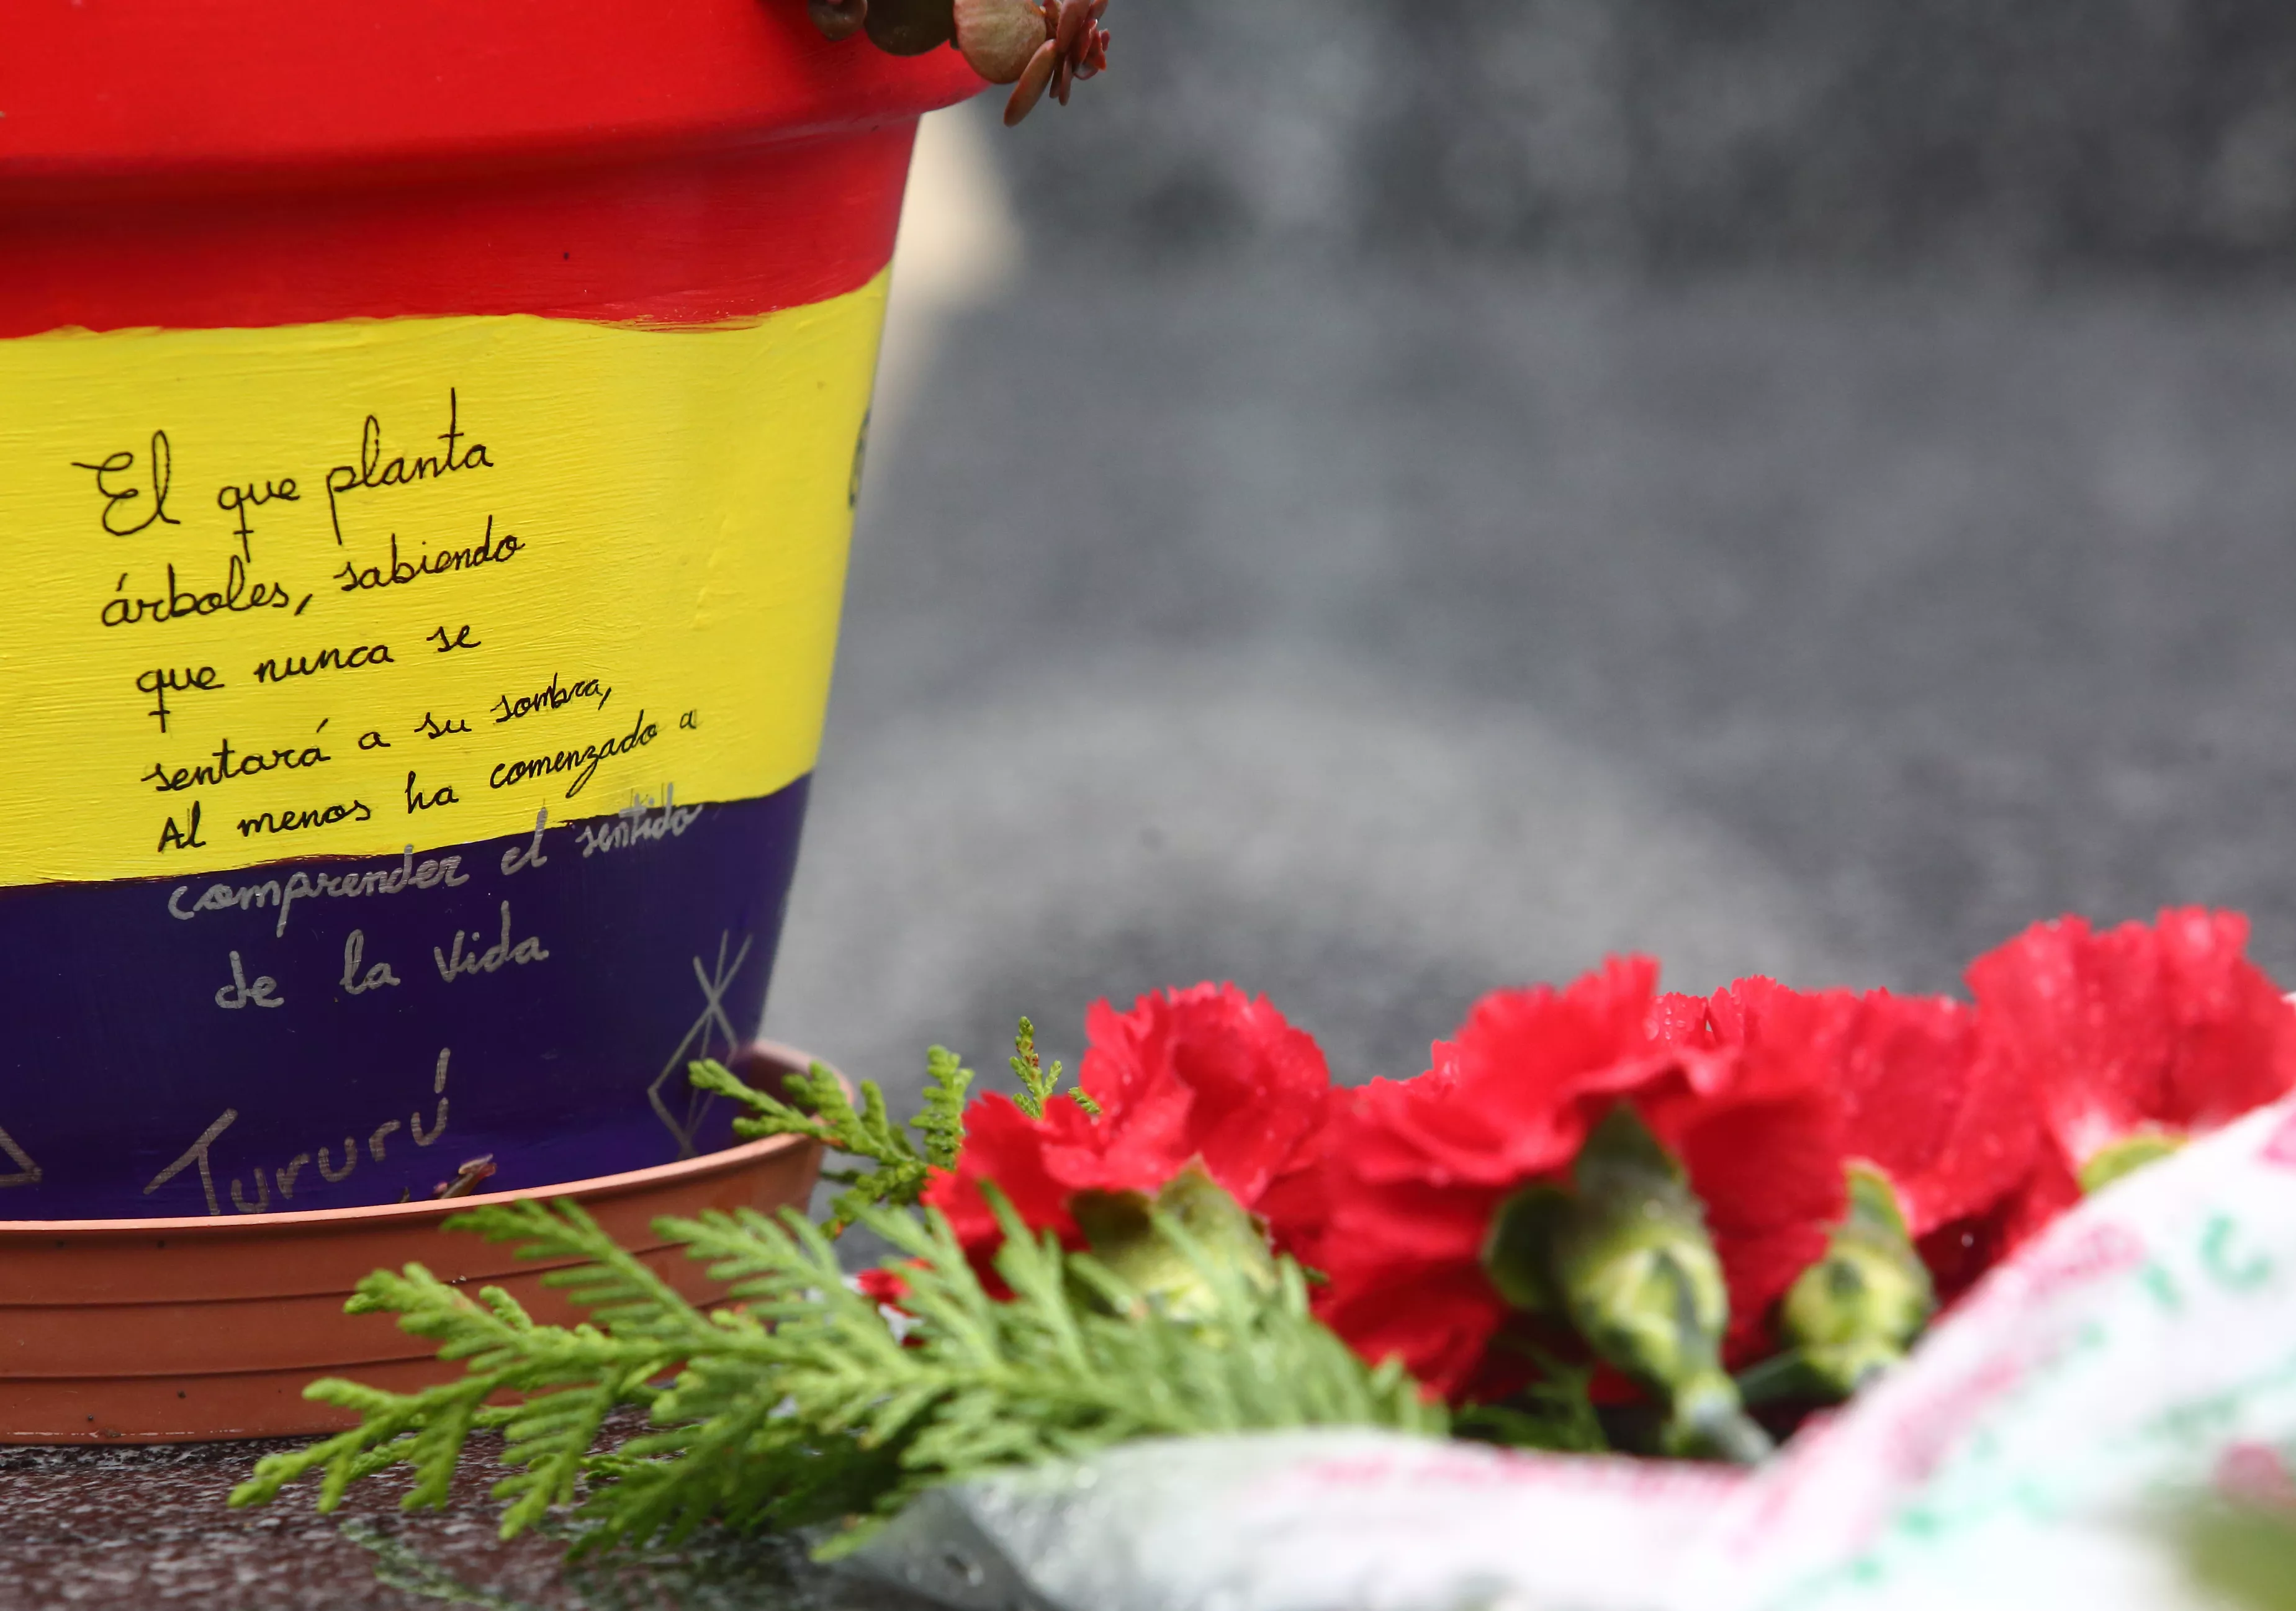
{"left": 0, "top": 1430, "right": 930, "bottom": 1610}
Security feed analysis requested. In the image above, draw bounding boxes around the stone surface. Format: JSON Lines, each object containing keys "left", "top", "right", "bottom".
{"left": 0, "top": 1434, "right": 932, "bottom": 1610}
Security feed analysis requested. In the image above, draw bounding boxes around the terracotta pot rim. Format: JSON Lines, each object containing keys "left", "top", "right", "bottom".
{"left": 0, "top": 1038, "right": 826, "bottom": 1242}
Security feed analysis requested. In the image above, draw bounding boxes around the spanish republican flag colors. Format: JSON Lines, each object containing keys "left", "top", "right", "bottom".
{"left": 0, "top": 2, "right": 980, "bottom": 1218}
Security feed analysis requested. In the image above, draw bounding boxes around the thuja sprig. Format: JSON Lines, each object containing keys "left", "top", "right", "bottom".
{"left": 1010, "top": 1015, "right": 1100, "bottom": 1119}
{"left": 691, "top": 1019, "right": 1095, "bottom": 1234}
{"left": 230, "top": 1190, "right": 1443, "bottom": 1555}
{"left": 912, "top": 1045, "right": 973, "bottom": 1165}
{"left": 688, "top": 1049, "right": 974, "bottom": 1234}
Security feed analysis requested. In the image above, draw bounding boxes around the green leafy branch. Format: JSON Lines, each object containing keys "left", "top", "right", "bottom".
{"left": 688, "top": 1022, "right": 1100, "bottom": 1235}
{"left": 231, "top": 1190, "right": 1445, "bottom": 1557}
{"left": 1009, "top": 1015, "right": 1101, "bottom": 1119}
{"left": 688, "top": 1048, "right": 974, "bottom": 1234}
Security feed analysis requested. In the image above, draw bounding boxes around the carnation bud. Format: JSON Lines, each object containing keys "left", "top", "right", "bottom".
{"left": 1071, "top": 1163, "right": 1276, "bottom": 1321}
{"left": 955, "top": 0, "right": 1049, "bottom": 83}
{"left": 1770, "top": 1163, "right": 1935, "bottom": 1399}
{"left": 864, "top": 0, "right": 955, "bottom": 56}
{"left": 2078, "top": 1129, "right": 2186, "bottom": 1195}
{"left": 1484, "top": 1107, "right": 1772, "bottom": 1463}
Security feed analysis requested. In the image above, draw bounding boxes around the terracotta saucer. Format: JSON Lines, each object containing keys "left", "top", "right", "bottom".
{"left": 0, "top": 1042, "right": 826, "bottom": 1444}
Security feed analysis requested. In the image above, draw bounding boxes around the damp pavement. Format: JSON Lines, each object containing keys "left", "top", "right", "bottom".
{"left": 19, "top": 129, "right": 2296, "bottom": 1611}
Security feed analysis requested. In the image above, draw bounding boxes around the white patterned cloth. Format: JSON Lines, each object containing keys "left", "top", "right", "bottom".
{"left": 852, "top": 1094, "right": 2296, "bottom": 1610}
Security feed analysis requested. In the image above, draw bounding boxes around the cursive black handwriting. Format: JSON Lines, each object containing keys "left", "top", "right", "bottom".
{"left": 217, "top": 474, "right": 299, "bottom": 544}
{"left": 156, "top": 801, "right": 208, "bottom": 853}
{"left": 102, "top": 557, "right": 292, "bottom": 627}
{"left": 487, "top": 710, "right": 660, "bottom": 799}
{"left": 405, "top": 770, "right": 459, "bottom": 811}
{"left": 491, "top": 671, "right": 610, "bottom": 723}
{"left": 236, "top": 797, "right": 374, "bottom": 838}
{"left": 73, "top": 431, "right": 178, "bottom": 536}
{"left": 251, "top": 642, "right": 394, "bottom": 682}
{"left": 135, "top": 664, "right": 222, "bottom": 733}
{"left": 323, "top": 389, "right": 494, "bottom": 545}
{"left": 143, "top": 736, "right": 332, "bottom": 793}
{"left": 334, "top": 517, "right": 521, "bottom": 592}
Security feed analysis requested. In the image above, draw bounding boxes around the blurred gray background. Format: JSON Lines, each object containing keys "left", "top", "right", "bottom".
{"left": 763, "top": 0, "right": 2296, "bottom": 1099}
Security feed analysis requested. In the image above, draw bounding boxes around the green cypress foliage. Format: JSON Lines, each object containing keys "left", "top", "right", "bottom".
{"left": 230, "top": 1052, "right": 1443, "bottom": 1556}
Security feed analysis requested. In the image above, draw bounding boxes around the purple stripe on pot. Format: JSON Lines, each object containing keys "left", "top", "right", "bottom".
{"left": 0, "top": 780, "right": 811, "bottom": 1221}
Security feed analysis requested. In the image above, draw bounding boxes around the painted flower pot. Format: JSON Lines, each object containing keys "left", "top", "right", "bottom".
{"left": 0, "top": 1042, "right": 825, "bottom": 1443}
{"left": 0, "top": 5, "right": 978, "bottom": 1220}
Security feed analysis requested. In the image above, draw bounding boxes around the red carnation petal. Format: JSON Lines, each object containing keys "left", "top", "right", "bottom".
{"left": 1313, "top": 955, "right": 1698, "bottom": 1399}
{"left": 1315, "top": 1257, "right": 1512, "bottom": 1399}
{"left": 855, "top": 1264, "right": 914, "bottom": 1309}
{"left": 1642, "top": 979, "right": 1853, "bottom": 1352}
{"left": 1647, "top": 990, "right": 1717, "bottom": 1047}
{"left": 1837, "top": 990, "right": 2042, "bottom": 1237}
{"left": 932, "top": 984, "right": 1339, "bottom": 1280}
{"left": 922, "top": 1092, "right": 1087, "bottom": 1260}
{"left": 1969, "top": 908, "right": 2296, "bottom": 1174}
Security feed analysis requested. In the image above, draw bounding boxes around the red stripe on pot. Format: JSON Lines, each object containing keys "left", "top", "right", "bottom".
{"left": 0, "top": 131, "right": 929, "bottom": 335}
{"left": 0, "top": 0, "right": 984, "bottom": 335}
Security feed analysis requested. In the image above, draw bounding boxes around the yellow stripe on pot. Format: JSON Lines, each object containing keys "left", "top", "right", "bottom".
{"left": 0, "top": 276, "right": 888, "bottom": 887}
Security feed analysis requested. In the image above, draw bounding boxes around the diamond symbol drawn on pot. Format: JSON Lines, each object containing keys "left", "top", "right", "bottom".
{"left": 0, "top": 1122, "right": 43, "bottom": 1188}
{"left": 649, "top": 931, "right": 754, "bottom": 1159}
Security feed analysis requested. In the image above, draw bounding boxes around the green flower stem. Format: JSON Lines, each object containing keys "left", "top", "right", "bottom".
{"left": 1485, "top": 1107, "right": 1772, "bottom": 1464}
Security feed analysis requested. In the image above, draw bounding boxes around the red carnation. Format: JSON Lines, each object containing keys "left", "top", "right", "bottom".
{"left": 853, "top": 1264, "right": 913, "bottom": 1309}
{"left": 1315, "top": 957, "right": 1679, "bottom": 1395}
{"left": 1678, "top": 984, "right": 2043, "bottom": 1284}
{"left": 1317, "top": 959, "right": 1847, "bottom": 1400}
{"left": 1645, "top": 978, "right": 1858, "bottom": 1351}
{"left": 1665, "top": 983, "right": 2056, "bottom": 1240}
{"left": 1967, "top": 908, "right": 2296, "bottom": 1196}
{"left": 922, "top": 983, "right": 1335, "bottom": 1268}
